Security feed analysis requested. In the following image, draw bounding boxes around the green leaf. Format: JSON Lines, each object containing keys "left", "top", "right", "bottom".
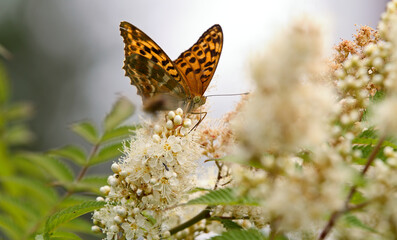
{"left": 0, "top": 214, "right": 23, "bottom": 240}
{"left": 0, "top": 176, "right": 58, "bottom": 207}
{"left": 59, "top": 196, "right": 97, "bottom": 208}
{"left": 350, "top": 191, "right": 366, "bottom": 205}
{"left": 89, "top": 142, "right": 123, "bottom": 165}
{"left": 48, "top": 145, "right": 87, "bottom": 166}
{"left": 141, "top": 211, "right": 156, "bottom": 225}
{"left": 343, "top": 214, "right": 377, "bottom": 233}
{"left": 5, "top": 124, "right": 35, "bottom": 145}
{"left": 370, "top": 90, "right": 385, "bottom": 102}
{"left": 5, "top": 102, "right": 34, "bottom": 121}
{"left": 44, "top": 201, "right": 106, "bottom": 234}
{"left": 0, "top": 195, "right": 40, "bottom": 226}
{"left": 211, "top": 228, "right": 265, "bottom": 240}
{"left": 21, "top": 152, "right": 74, "bottom": 182}
{"left": 70, "top": 121, "right": 99, "bottom": 144}
{"left": 74, "top": 176, "right": 107, "bottom": 193}
{"left": 100, "top": 125, "right": 137, "bottom": 144}
{"left": 50, "top": 231, "right": 82, "bottom": 240}
{"left": 187, "top": 188, "right": 259, "bottom": 206}
{"left": 188, "top": 187, "right": 212, "bottom": 193}
{"left": 0, "top": 63, "right": 9, "bottom": 104}
{"left": 211, "top": 217, "right": 242, "bottom": 230}
{"left": 104, "top": 96, "right": 135, "bottom": 132}
{"left": 61, "top": 218, "right": 97, "bottom": 235}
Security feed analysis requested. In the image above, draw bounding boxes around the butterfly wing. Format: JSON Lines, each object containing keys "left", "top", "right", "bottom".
{"left": 173, "top": 24, "right": 223, "bottom": 96}
{"left": 120, "top": 21, "right": 191, "bottom": 102}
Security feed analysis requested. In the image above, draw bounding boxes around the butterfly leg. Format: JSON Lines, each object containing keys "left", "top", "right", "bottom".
{"left": 188, "top": 111, "right": 207, "bottom": 133}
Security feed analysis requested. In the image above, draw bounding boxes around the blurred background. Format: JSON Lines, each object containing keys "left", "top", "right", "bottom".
{"left": 0, "top": 0, "right": 389, "bottom": 151}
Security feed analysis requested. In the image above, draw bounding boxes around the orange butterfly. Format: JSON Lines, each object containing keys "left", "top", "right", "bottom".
{"left": 120, "top": 22, "right": 223, "bottom": 113}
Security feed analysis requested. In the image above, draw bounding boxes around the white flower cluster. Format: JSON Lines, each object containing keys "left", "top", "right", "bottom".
{"left": 371, "top": 0, "right": 397, "bottom": 135}
{"left": 225, "top": 18, "right": 355, "bottom": 235}
{"left": 92, "top": 108, "right": 203, "bottom": 240}
{"left": 234, "top": 18, "right": 336, "bottom": 155}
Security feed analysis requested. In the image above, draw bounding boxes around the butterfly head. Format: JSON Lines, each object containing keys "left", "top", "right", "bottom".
{"left": 189, "top": 95, "right": 207, "bottom": 111}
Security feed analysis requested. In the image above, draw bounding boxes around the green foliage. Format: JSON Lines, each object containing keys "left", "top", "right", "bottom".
{"left": 70, "top": 122, "right": 99, "bottom": 145}
{"left": 104, "top": 96, "right": 135, "bottom": 132}
{"left": 44, "top": 201, "right": 106, "bottom": 236}
{"left": 0, "top": 63, "right": 137, "bottom": 240}
{"left": 343, "top": 214, "right": 378, "bottom": 233}
{"left": 210, "top": 228, "right": 265, "bottom": 240}
{"left": 210, "top": 217, "right": 243, "bottom": 230}
{"left": 352, "top": 127, "right": 397, "bottom": 164}
{"left": 187, "top": 188, "right": 259, "bottom": 206}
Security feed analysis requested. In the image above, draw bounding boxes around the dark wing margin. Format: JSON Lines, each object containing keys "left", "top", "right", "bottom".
{"left": 173, "top": 24, "right": 223, "bottom": 96}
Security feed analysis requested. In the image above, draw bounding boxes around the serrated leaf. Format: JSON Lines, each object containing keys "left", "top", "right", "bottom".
{"left": 343, "top": 214, "right": 377, "bottom": 233}
{"left": 70, "top": 122, "right": 99, "bottom": 144}
{"left": 50, "top": 231, "right": 82, "bottom": 240}
{"left": 44, "top": 201, "right": 106, "bottom": 234}
{"left": 89, "top": 142, "right": 123, "bottom": 165}
{"left": 21, "top": 153, "right": 74, "bottom": 182}
{"left": 187, "top": 188, "right": 259, "bottom": 206}
{"left": 211, "top": 228, "right": 265, "bottom": 240}
{"left": 104, "top": 96, "right": 135, "bottom": 132}
{"left": 211, "top": 217, "right": 242, "bottom": 230}
{"left": 59, "top": 196, "right": 97, "bottom": 208}
{"left": 48, "top": 145, "right": 87, "bottom": 166}
{"left": 100, "top": 125, "right": 137, "bottom": 144}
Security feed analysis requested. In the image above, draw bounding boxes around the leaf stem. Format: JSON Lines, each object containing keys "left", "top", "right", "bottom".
{"left": 318, "top": 135, "right": 385, "bottom": 240}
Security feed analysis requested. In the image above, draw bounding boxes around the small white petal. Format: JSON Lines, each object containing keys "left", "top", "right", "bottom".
{"left": 154, "top": 124, "right": 162, "bottom": 134}
{"left": 168, "top": 111, "right": 176, "bottom": 119}
{"left": 152, "top": 134, "right": 161, "bottom": 143}
{"left": 91, "top": 225, "right": 101, "bottom": 233}
{"left": 183, "top": 119, "right": 192, "bottom": 128}
{"left": 96, "top": 197, "right": 105, "bottom": 202}
{"left": 176, "top": 108, "right": 183, "bottom": 115}
{"left": 166, "top": 120, "right": 174, "bottom": 129}
{"left": 111, "top": 163, "right": 121, "bottom": 173}
{"left": 99, "top": 186, "right": 111, "bottom": 195}
{"left": 174, "top": 115, "right": 182, "bottom": 125}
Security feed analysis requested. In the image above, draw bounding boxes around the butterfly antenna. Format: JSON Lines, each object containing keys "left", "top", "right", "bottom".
{"left": 206, "top": 92, "right": 250, "bottom": 97}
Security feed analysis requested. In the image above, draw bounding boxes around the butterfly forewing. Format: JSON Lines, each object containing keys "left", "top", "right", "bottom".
{"left": 120, "top": 22, "right": 223, "bottom": 112}
{"left": 120, "top": 22, "right": 192, "bottom": 99}
{"left": 174, "top": 24, "right": 223, "bottom": 96}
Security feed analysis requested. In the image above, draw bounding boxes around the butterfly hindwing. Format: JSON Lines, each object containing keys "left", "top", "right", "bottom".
{"left": 124, "top": 53, "right": 188, "bottom": 99}
{"left": 174, "top": 24, "right": 223, "bottom": 96}
{"left": 120, "top": 21, "right": 192, "bottom": 99}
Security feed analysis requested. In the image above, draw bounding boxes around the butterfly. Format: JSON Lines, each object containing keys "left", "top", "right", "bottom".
{"left": 120, "top": 21, "right": 223, "bottom": 113}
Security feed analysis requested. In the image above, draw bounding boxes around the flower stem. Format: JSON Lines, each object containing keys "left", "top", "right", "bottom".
{"left": 169, "top": 206, "right": 212, "bottom": 235}
{"left": 318, "top": 134, "right": 385, "bottom": 240}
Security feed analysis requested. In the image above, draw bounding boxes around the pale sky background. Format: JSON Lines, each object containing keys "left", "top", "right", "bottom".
{"left": 0, "top": 0, "right": 389, "bottom": 148}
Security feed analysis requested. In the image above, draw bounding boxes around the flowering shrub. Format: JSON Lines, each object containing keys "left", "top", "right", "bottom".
{"left": 2, "top": 1, "right": 397, "bottom": 240}
{"left": 90, "top": 1, "right": 397, "bottom": 239}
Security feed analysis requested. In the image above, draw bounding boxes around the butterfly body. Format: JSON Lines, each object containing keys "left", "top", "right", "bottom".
{"left": 120, "top": 21, "right": 223, "bottom": 112}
